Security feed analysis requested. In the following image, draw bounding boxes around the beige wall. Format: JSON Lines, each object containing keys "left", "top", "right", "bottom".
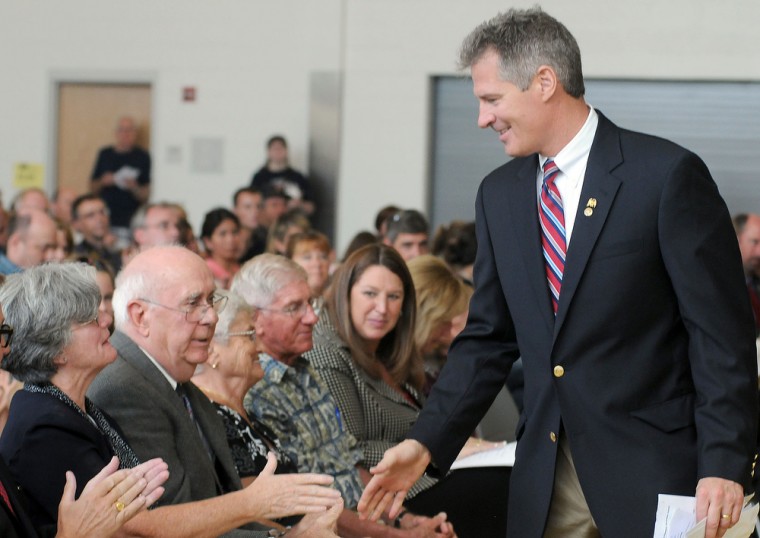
{"left": 1, "top": 0, "right": 758, "bottom": 252}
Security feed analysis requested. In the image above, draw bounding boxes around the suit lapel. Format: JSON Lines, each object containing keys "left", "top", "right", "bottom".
{"left": 553, "top": 114, "right": 623, "bottom": 337}
{"left": 185, "top": 384, "right": 242, "bottom": 491}
{"left": 506, "top": 156, "right": 556, "bottom": 333}
{"left": 111, "top": 332, "right": 175, "bottom": 393}
{"left": 110, "top": 332, "right": 205, "bottom": 431}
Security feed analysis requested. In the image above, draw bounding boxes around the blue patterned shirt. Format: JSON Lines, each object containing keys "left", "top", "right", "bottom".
{"left": 245, "top": 353, "right": 365, "bottom": 508}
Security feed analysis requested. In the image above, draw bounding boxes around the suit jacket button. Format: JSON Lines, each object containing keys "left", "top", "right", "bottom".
{"left": 550, "top": 431, "right": 557, "bottom": 442}
{"left": 553, "top": 365, "right": 565, "bottom": 378}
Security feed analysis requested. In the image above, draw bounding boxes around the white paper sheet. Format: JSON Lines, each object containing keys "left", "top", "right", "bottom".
{"left": 450, "top": 441, "right": 517, "bottom": 470}
{"left": 653, "top": 493, "right": 758, "bottom": 538}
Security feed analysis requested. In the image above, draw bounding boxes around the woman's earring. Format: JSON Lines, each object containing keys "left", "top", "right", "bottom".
{"left": 211, "top": 362, "right": 219, "bottom": 369}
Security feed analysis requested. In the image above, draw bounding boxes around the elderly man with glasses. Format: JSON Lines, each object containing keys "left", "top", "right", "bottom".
{"left": 88, "top": 246, "right": 342, "bottom": 537}
{"left": 234, "top": 254, "right": 455, "bottom": 538}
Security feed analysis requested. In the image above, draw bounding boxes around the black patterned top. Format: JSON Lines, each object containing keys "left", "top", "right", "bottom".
{"left": 212, "top": 402, "right": 298, "bottom": 478}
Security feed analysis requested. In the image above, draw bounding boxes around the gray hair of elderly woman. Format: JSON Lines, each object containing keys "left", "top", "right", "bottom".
{"left": 0, "top": 262, "right": 100, "bottom": 383}
{"left": 213, "top": 291, "right": 256, "bottom": 345}
{"left": 231, "top": 253, "right": 308, "bottom": 309}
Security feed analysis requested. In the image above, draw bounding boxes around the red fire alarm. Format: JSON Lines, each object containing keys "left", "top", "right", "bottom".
{"left": 183, "top": 87, "right": 196, "bottom": 102}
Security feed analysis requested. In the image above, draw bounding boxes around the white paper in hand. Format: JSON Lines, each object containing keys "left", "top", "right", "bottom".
{"left": 653, "top": 493, "right": 758, "bottom": 538}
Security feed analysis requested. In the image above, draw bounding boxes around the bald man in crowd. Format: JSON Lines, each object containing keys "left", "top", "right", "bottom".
{"left": 0, "top": 210, "right": 57, "bottom": 275}
{"left": 12, "top": 188, "right": 50, "bottom": 215}
{"left": 88, "top": 246, "right": 341, "bottom": 537}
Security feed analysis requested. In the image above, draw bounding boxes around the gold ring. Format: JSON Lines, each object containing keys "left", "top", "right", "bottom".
{"left": 114, "top": 500, "right": 125, "bottom": 512}
{"left": 721, "top": 513, "right": 731, "bottom": 520}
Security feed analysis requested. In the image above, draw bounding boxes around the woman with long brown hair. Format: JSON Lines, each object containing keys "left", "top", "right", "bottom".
{"left": 305, "top": 244, "right": 509, "bottom": 538}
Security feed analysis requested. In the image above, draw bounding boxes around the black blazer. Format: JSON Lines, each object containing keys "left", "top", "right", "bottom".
{"left": 0, "top": 458, "right": 44, "bottom": 538}
{"left": 0, "top": 390, "right": 115, "bottom": 533}
{"left": 409, "top": 112, "right": 758, "bottom": 537}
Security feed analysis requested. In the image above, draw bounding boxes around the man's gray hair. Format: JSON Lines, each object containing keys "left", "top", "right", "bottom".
{"left": 458, "top": 7, "right": 585, "bottom": 98}
{"left": 0, "top": 262, "right": 99, "bottom": 382}
{"left": 213, "top": 291, "right": 256, "bottom": 344}
{"left": 130, "top": 201, "right": 176, "bottom": 232}
{"left": 113, "top": 261, "right": 158, "bottom": 330}
{"left": 232, "top": 254, "right": 307, "bottom": 309}
{"left": 384, "top": 209, "right": 429, "bottom": 244}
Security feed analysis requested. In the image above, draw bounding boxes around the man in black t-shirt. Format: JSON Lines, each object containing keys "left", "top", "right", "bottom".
{"left": 91, "top": 116, "right": 151, "bottom": 246}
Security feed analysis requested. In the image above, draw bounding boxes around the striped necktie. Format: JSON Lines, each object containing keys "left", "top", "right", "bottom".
{"left": 539, "top": 159, "right": 566, "bottom": 314}
{"left": 176, "top": 383, "right": 215, "bottom": 462}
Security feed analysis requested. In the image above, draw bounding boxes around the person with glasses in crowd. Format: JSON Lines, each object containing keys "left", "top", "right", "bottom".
{"left": 193, "top": 291, "right": 298, "bottom": 485}
{"left": 235, "top": 254, "right": 456, "bottom": 537}
{"left": 71, "top": 194, "right": 121, "bottom": 273}
{"left": 192, "top": 291, "right": 309, "bottom": 532}
{"left": 88, "top": 245, "right": 342, "bottom": 537}
{"left": 0, "top": 263, "right": 169, "bottom": 536}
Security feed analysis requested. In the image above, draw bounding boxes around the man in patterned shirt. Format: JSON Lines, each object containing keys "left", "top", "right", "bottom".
{"left": 234, "top": 254, "right": 455, "bottom": 538}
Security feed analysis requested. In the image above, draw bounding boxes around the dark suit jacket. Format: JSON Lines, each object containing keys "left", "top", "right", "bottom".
{"left": 0, "top": 458, "right": 43, "bottom": 538}
{"left": 409, "top": 112, "right": 759, "bottom": 537}
{"left": 0, "top": 390, "right": 116, "bottom": 533}
{"left": 87, "top": 331, "right": 268, "bottom": 537}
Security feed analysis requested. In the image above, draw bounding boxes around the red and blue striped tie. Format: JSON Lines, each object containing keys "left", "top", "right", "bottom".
{"left": 539, "top": 159, "right": 566, "bottom": 314}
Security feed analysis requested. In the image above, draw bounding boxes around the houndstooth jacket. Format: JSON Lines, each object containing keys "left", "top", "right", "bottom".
{"left": 304, "top": 315, "right": 438, "bottom": 498}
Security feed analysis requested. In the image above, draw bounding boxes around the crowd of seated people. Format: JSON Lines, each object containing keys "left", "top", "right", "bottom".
{"left": 0, "top": 170, "right": 522, "bottom": 537}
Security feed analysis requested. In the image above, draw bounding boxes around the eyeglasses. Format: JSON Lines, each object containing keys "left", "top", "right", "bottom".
{"left": 73, "top": 315, "right": 100, "bottom": 330}
{"left": 226, "top": 330, "right": 256, "bottom": 342}
{"left": 77, "top": 207, "right": 110, "bottom": 220}
{"left": 0, "top": 324, "right": 13, "bottom": 348}
{"left": 256, "top": 297, "right": 321, "bottom": 319}
{"left": 140, "top": 293, "right": 228, "bottom": 323}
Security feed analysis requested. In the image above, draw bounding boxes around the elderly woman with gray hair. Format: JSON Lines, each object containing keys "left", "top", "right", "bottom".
{"left": 192, "top": 291, "right": 299, "bottom": 487}
{"left": 0, "top": 263, "right": 168, "bottom": 535}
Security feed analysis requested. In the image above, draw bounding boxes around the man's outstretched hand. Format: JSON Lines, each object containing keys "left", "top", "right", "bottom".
{"left": 358, "top": 440, "right": 432, "bottom": 521}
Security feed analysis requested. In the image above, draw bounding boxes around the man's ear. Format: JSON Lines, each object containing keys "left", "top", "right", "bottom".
{"left": 6, "top": 232, "right": 21, "bottom": 252}
{"left": 535, "top": 65, "right": 559, "bottom": 101}
{"left": 251, "top": 310, "right": 265, "bottom": 338}
{"left": 127, "top": 300, "right": 151, "bottom": 337}
{"left": 133, "top": 228, "right": 145, "bottom": 246}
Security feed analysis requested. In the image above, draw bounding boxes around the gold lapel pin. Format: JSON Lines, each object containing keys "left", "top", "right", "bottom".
{"left": 584, "top": 197, "right": 597, "bottom": 217}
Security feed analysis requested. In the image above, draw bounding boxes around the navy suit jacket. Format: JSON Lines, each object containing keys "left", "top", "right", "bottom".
{"left": 409, "top": 112, "right": 758, "bottom": 537}
{"left": 0, "top": 458, "right": 44, "bottom": 538}
{"left": 0, "top": 390, "right": 116, "bottom": 534}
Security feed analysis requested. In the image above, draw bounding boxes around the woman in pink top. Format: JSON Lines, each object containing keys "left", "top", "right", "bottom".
{"left": 201, "top": 208, "right": 241, "bottom": 290}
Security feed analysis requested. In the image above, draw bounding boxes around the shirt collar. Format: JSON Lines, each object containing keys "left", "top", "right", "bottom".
{"left": 539, "top": 106, "right": 598, "bottom": 187}
{"left": 260, "top": 353, "right": 291, "bottom": 384}
{"left": 139, "top": 346, "right": 178, "bottom": 389}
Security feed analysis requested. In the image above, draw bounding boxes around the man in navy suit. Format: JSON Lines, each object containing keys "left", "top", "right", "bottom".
{"left": 359, "top": 7, "right": 758, "bottom": 538}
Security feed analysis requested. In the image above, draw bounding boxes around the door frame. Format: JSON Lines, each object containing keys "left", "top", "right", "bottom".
{"left": 47, "top": 70, "right": 157, "bottom": 194}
